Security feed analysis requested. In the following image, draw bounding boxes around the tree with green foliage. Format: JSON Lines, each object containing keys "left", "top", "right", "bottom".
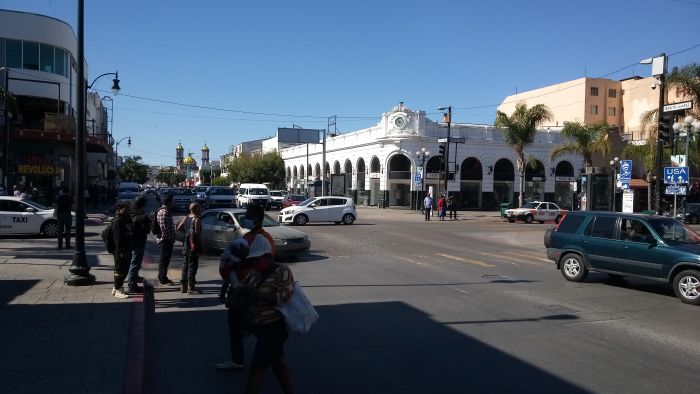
{"left": 551, "top": 122, "right": 611, "bottom": 167}
{"left": 170, "top": 172, "right": 186, "bottom": 186}
{"left": 622, "top": 139, "right": 658, "bottom": 210}
{"left": 211, "top": 176, "right": 230, "bottom": 186}
{"left": 226, "top": 152, "right": 285, "bottom": 187}
{"left": 120, "top": 156, "right": 149, "bottom": 184}
{"left": 495, "top": 103, "right": 553, "bottom": 207}
{"left": 156, "top": 169, "right": 174, "bottom": 186}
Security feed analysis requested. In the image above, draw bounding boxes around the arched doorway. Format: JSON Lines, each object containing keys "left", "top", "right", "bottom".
{"left": 357, "top": 158, "right": 367, "bottom": 205}
{"left": 554, "top": 161, "right": 575, "bottom": 209}
{"left": 369, "top": 157, "right": 381, "bottom": 205}
{"left": 333, "top": 161, "right": 341, "bottom": 174}
{"left": 388, "top": 154, "right": 411, "bottom": 207}
{"left": 460, "top": 158, "right": 482, "bottom": 209}
{"left": 344, "top": 159, "right": 353, "bottom": 199}
{"left": 524, "top": 160, "right": 546, "bottom": 202}
{"left": 314, "top": 163, "right": 321, "bottom": 180}
{"left": 299, "top": 165, "right": 306, "bottom": 195}
{"left": 493, "top": 159, "right": 515, "bottom": 206}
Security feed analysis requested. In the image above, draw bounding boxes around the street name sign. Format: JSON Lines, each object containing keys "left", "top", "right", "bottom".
{"left": 665, "top": 185, "right": 687, "bottom": 195}
{"left": 663, "top": 101, "right": 693, "bottom": 113}
{"left": 664, "top": 166, "right": 689, "bottom": 184}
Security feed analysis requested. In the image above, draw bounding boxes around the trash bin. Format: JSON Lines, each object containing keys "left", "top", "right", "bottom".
{"left": 500, "top": 203, "right": 511, "bottom": 219}
{"left": 640, "top": 209, "right": 655, "bottom": 215}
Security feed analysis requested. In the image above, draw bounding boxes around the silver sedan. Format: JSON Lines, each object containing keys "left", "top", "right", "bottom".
{"left": 180, "top": 208, "right": 310, "bottom": 258}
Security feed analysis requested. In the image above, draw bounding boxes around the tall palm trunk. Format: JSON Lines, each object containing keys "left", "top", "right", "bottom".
{"left": 516, "top": 147, "right": 525, "bottom": 207}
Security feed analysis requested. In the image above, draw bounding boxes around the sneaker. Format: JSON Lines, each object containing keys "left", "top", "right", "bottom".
{"left": 113, "top": 288, "right": 130, "bottom": 299}
{"left": 136, "top": 276, "right": 145, "bottom": 284}
{"left": 215, "top": 361, "right": 244, "bottom": 371}
{"left": 111, "top": 287, "right": 116, "bottom": 296}
{"left": 187, "top": 288, "right": 202, "bottom": 295}
{"left": 127, "top": 285, "right": 145, "bottom": 294}
{"left": 158, "top": 279, "right": 175, "bottom": 286}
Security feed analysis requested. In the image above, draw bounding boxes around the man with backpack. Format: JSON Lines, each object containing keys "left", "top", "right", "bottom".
{"left": 126, "top": 195, "right": 150, "bottom": 294}
{"left": 111, "top": 201, "right": 134, "bottom": 299}
{"left": 155, "top": 194, "right": 177, "bottom": 286}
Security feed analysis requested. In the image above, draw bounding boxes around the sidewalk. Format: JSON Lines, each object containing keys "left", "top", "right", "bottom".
{"left": 0, "top": 236, "right": 150, "bottom": 394}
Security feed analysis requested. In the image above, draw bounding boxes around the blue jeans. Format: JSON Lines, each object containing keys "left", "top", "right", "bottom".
{"left": 126, "top": 244, "right": 145, "bottom": 287}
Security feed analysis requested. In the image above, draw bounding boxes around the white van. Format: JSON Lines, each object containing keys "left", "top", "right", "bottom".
{"left": 236, "top": 183, "right": 271, "bottom": 210}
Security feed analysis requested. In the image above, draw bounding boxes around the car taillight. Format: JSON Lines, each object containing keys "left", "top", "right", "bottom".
{"left": 555, "top": 213, "right": 567, "bottom": 230}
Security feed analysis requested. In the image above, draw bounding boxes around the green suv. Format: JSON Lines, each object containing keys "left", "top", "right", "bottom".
{"left": 545, "top": 211, "right": 700, "bottom": 305}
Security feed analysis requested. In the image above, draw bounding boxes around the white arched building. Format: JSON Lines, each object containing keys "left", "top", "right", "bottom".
{"left": 278, "top": 104, "right": 583, "bottom": 210}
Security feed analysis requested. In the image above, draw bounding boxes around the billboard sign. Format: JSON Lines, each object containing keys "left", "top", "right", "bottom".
{"left": 277, "top": 128, "right": 322, "bottom": 144}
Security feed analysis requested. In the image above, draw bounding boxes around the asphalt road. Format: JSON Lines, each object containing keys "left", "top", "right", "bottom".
{"left": 136, "top": 200, "right": 700, "bottom": 393}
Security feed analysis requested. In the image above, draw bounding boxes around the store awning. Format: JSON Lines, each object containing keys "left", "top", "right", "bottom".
{"left": 629, "top": 178, "right": 649, "bottom": 188}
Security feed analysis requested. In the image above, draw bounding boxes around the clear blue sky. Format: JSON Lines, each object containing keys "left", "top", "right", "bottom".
{"left": 3, "top": 0, "right": 700, "bottom": 166}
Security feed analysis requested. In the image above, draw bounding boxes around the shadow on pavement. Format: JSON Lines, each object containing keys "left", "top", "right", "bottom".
{"left": 147, "top": 300, "right": 589, "bottom": 394}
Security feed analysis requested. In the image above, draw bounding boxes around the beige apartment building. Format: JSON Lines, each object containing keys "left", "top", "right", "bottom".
{"left": 498, "top": 76, "right": 690, "bottom": 141}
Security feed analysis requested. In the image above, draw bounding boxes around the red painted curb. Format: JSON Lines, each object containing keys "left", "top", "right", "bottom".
{"left": 122, "top": 284, "right": 152, "bottom": 394}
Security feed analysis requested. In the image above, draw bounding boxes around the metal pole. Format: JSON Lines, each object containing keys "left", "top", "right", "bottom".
{"left": 306, "top": 143, "right": 308, "bottom": 197}
{"left": 654, "top": 57, "right": 666, "bottom": 213}
{"left": 2, "top": 67, "right": 9, "bottom": 190}
{"left": 321, "top": 130, "right": 326, "bottom": 196}
{"left": 444, "top": 107, "right": 451, "bottom": 195}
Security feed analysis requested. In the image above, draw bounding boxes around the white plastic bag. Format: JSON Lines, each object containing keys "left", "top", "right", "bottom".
{"left": 276, "top": 281, "right": 319, "bottom": 336}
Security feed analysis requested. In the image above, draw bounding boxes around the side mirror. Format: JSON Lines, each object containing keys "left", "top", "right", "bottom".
{"left": 227, "top": 223, "right": 237, "bottom": 230}
{"left": 645, "top": 236, "right": 657, "bottom": 246}
{"left": 310, "top": 203, "right": 316, "bottom": 208}
{"left": 26, "top": 207, "right": 37, "bottom": 213}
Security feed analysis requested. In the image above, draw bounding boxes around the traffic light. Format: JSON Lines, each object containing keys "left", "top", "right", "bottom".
{"left": 438, "top": 143, "right": 446, "bottom": 157}
{"left": 658, "top": 112, "right": 675, "bottom": 145}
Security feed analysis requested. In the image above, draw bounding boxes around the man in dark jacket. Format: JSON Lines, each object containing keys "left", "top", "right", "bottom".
{"left": 54, "top": 187, "right": 74, "bottom": 249}
{"left": 111, "top": 201, "right": 134, "bottom": 299}
{"left": 126, "top": 195, "right": 150, "bottom": 294}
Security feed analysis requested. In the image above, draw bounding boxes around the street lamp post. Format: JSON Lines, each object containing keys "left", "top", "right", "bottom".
{"left": 438, "top": 106, "right": 452, "bottom": 196}
{"left": 640, "top": 54, "right": 667, "bottom": 213}
{"left": 673, "top": 115, "right": 700, "bottom": 221}
{"left": 416, "top": 148, "right": 430, "bottom": 213}
{"left": 66, "top": 0, "right": 122, "bottom": 286}
{"left": 115, "top": 136, "right": 131, "bottom": 180}
{"left": 609, "top": 156, "right": 619, "bottom": 211}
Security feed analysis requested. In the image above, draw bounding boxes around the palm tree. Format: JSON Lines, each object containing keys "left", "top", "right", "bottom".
{"left": 550, "top": 121, "right": 611, "bottom": 167}
{"left": 495, "top": 102, "right": 553, "bottom": 207}
{"left": 667, "top": 63, "right": 700, "bottom": 118}
{"left": 622, "top": 138, "right": 656, "bottom": 210}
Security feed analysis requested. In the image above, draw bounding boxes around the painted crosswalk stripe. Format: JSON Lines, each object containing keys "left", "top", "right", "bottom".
{"left": 434, "top": 253, "right": 495, "bottom": 267}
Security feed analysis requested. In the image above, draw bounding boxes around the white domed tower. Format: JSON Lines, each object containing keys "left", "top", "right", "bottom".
{"left": 201, "top": 142, "right": 210, "bottom": 166}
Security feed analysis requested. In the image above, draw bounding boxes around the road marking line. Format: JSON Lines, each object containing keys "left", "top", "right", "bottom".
{"left": 395, "top": 256, "right": 424, "bottom": 265}
{"left": 435, "top": 253, "right": 495, "bottom": 267}
{"left": 501, "top": 251, "right": 551, "bottom": 263}
{"left": 476, "top": 251, "right": 539, "bottom": 266}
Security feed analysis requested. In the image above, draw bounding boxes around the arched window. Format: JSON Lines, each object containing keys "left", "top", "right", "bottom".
{"left": 555, "top": 161, "right": 574, "bottom": 177}
{"left": 370, "top": 157, "right": 381, "bottom": 173}
{"left": 333, "top": 161, "right": 341, "bottom": 174}
{"left": 460, "top": 158, "right": 483, "bottom": 181}
{"left": 494, "top": 159, "right": 515, "bottom": 181}
{"left": 344, "top": 159, "right": 352, "bottom": 174}
{"left": 388, "top": 154, "right": 411, "bottom": 179}
{"left": 426, "top": 156, "right": 442, "bottom": 173}
{"left": 525, "top": 160, "right": 545, "bottom": 181}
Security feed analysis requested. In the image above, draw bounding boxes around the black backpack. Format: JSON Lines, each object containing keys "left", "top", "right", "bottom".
{"left": 150, "top": 207, "right": 163, "bottom": 236}
{"left": 101, "top": 222, "right": 116, "bottom": 254}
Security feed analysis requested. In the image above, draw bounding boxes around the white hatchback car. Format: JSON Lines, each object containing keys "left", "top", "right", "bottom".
{"left": 278, "top": 196, "right": 357, "bottom": 225}
{"left": 0, "top": 196, "right": 75, "bottom": 236}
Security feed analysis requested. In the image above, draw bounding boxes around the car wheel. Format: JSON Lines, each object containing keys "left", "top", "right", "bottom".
{"left": 555, "top": 215, "right": 562, "bottom": 224}
{"left": 507, "top": 218, "right": 515, "bottom": 223}
{"left": 294, "top": 214, "right": 308, "bottom": 226}
{"left": 525, "top": 214, "right": 534, "bottom": 224}
{"left": 543, "top": 227, "right": 554, "bottom": 248}
{"left": 342, "top": 213, "right": 355, "bottom": 225}
{"left": 42, "top": 221, "right": 60, "bottom": 237}
{"left": 560, "top": 253, "right": 588, "bottom": 282}
{"left": 673, "top": 270, "right": 700, "bottom": 305}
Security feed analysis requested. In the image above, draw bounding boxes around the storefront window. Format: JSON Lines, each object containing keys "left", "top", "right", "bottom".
{"left": 460, "top": 181, "right": 482, "bottom": 209}
{"left": 555, "top": 182, "right": 573, "bottom": 209}
{"left": 524, "top": 181, "right": 544, "bottom": 202}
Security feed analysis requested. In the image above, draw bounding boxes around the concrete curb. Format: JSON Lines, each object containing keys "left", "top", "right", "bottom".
{"left": 122, "top": 282, "right": 153, "bottom": 394}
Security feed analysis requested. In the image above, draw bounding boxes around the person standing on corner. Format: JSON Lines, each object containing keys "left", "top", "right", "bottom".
{"left": 437, "top": 194, "right": 446, "bottom": 221}
{"left": 54, "top": 186, "right": 74, "bottom": 249}
{"left": 157, "top": 194, "right": 177, "bottom": 286}
{"left": 239, "top": 204, "right": 294, "bottom": 394}
{"left": 112, "top": 201, "right": 134, "bottom": 299}
{"left": 126, "top": 195, "right": 150, "bottom": 294}
{"left": 448, "top": 194, "right": 457, "bottom": 221}
{"left": 423, "top": 193, "right": 433, "bottom": 221}
{"left": 177, "top": 202, "right": 203, "bottom": 294}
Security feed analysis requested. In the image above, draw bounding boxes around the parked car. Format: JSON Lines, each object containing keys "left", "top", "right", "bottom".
{"left": 268, "top": 190, "right": 286, "bottom": 210}
{"left": 205, "top": 186, "right": 236, "bottom": 209}
{"left": 678, "top": 203, "right": 700, "bottom": 224}
{"left": 176, "top": 208, "right": 310, "bottom": 257}
{"left": 0, "top": 196, "right": 75, "bottom": 237}
{"left": 170, "top": 188, "right": 195, "bottom": 211}
{"left": 116, "top": 182, "right": 142, "bottom": 204}
{"left": 156, "top": 187, "right": 172, "bottom": 203}
{"left": 545, "top": 210, "right": 700, "bottom": 305}
{"left": 282, "top": 194, "right": 307, "bottom": 209}
{"left": 194, "top": 186, "right": 210, "bottom": 204}
{"left": 278, "top": 196, "right": 356, "bottom": 225}
{"left": 505, "top": 201, "right": 566, "bottom": 224}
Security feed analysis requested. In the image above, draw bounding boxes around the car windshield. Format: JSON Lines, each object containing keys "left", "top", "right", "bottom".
{"left": 233, "top": 213, "right": 280, "bottom": 227}
{"left": 173, "top": 189, "right": 193, "bottom": 195}
{"left": 520, "top": 202, "right": 538, "bottom": 209}
{"left": 120, "top": 188, "right": 139, "bottom": 193}
{"left": 290, "top": 195, "right": 306, "bottom": 201}
{"left": 210, "top": 188, "right": 234, "bottom": 195}
{"left": 270, "top": 191, "right": 283, "bottom": 197}
{"left": 250, "top": 188, "right": 268, "bottom": 195}
{"left": 23, "top": 199, "right": 50, "bottom": 210}
{"left": 648, "top": 218, "right": 700, "bottom": 244}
